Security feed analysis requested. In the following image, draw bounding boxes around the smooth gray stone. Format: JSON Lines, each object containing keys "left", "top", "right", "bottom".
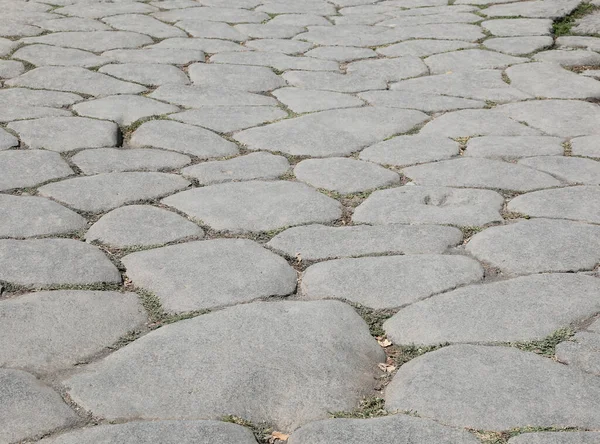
{"left": 39, "top": 172, "right": 190, "bottom": 213}
{"left": 573, "top": 10, "right": 600, "bottom": 34}
{"left": 267, "top": 224, "right": 463, "bottom": 260}
{"left": 288, "top": 414, "right": 480, "bottom": 444}
{"left": 556, "top": 331, "right": 600, "bottom": 376}
{"left": 181, "top": 152, "right": 290, "bottom": 185}
{"left": 130, "top": 120, "right": 239, "bottom": 158}
{"left": 301, "top": 254, "right": 483, "bottom": 309}
{"left": 465, "top": 136, "right": 564, "bottom": 159}
{"left": 0, "top": 59, "right": 24, "bottom": 78}
{"left": 360, "top": 135, "right": 460, "bottom": 167}
{"left": 483, "top": 0, "right": 580, "bottom": 18}
{"left": 0, "top": 195, "right": 86, "bottom": 238}
{"left": 102, "top": 48, "right": 205, "bottom": 65}
{"left": 466, "top": 219, "right": 600, "bottom": 274}
{"left": 211, "top": 51, "right": 340, "bottom": 71}
{"left": 333, "top": 14, "right": 390, "bottom": 25}
{"left": 392, "top": 23, "right": 484, "bottom": 41}
{"left": 122, "top": 239, "right": 296, "bottom": 311}
{"left": 0, "top": 21, "right": 43, "bottom": 38}
{"left": 12, "top": 44, "right": 107, "bottom": 67}
{"left": 378, "top": 12, "right": 481, "bottom": 26}
{"left": 358, "top": 90, "right": 485, "bottom": 112}
{"left": 0, "top": 128, "right": 18, "bottom": 150}
{"left": 150, "top": 38, "right": 248, "bottom": 53}
{"left": 174, "top": 20, "right": 248, "bottom": 41}
{"left": 234, "top": 108, "right": 428, "bottom": 157}
{"left": 0, "top": 106, "right": 72, "bottom": 123}
{"left": 153, "top": 6, "right": 268, "bottom": 23}
{"left": 0, "top": 290, "right": 145, "bottom": 372}
{"left": 6, "top": 66, "right": 146, "bottom": 96}
{"left": 8, "top": 117, "right": 117, "bottom": 152}
{"left": 72, "top": 148, "right": 190, "bottom": 174}
{"left": 404, "top": 157, "right": 560, "bottom": 191}
{"left": 557, "top": 35, "right": 600, "bottom": 51}
{"left": 273, "top": 87, "right": 364, "bottom": 113}
{"left": 484, "top": 36, "right": 553, "bottom": 55}
{"left": 377, "top": 39, "right": 477, "bottom": 57}
{"left": 291, "top": 24, "right": 410, "bottom": 47}
{"left": 385, "top": 344, "right": 600, "bottom": 430}
{"left": 572, "top": 135, "right": 600, "bottom": 157}
{"left": 55, "top": 2, "right": 157, "bottom": 18}
{"left": 39, "top": 421, "right": 259, "bottom": 444}
{"left": 0, "top": 150, "right": 73, "bottom": 191}
{"left": 0, "top": 369, "right": 76, "bottom": 444}
{"left": 534, "top": 49, "right": 600, "bottom": 66}
{"left": 0, "top": 239, "right": 120, "bottom": 287}
{"left": 269, "top": 13, "right": 332, "bottom": 27}
{"left": 102, "top": 14, "right": 186, "bottom": 38}
{"left": 509, "top": 432, "right": 600, "bottom": 444}
{"left": 305, "top": 46, "right": 376, "bottom": 61}
{"left": 188, "top": 63, "right": 284, "bottom": 92}
{"left": 64, "top": 300, "right": 383, "bottom": 429}
{"left": 519, "top": 156, "right": 600, "bottom": 185}
{"left": 282, "top": 70, "right": 387, "bottom": 92}
{"left": 346, "top": 56, "right": 428, "bottom": 81}
{"left": 235, "top": 23, "right": 305, "bottom": 39}
{"left": 162, "top": 181, "right": 342, "bottom": 232}
{"left": 258, "top": 1, "right": 336, "bottom": 14}
{"left": 481, "top": 18, "right": 553, "bottom": 36}
{"left": 353, "top": 186, "right": 504, "bottom": 226}
{"left": 497, "top": 100, "right": 600, "bottom": 137}
{"left": 385, "top": 274, "right": 600, "bottom": 345}
{"left": 294, "top": 158, "right": 399, "bottom": 193}
{"left": 149, "top": 84, "right": 277, "bottom": 107}
{"left": 245, "top": 38, "right": 313, "bottom": 55}
{"left": 0, "top": 88, "right": 82, "bottom": 107}
{"left": 99, "top": 63, "right": 190, "bottom": 86}
{"left": 36, "top": 17, "right": 111, "bottom": 32}
{"left": 172, "top": 106, "right": 286, "bottom": 133}
{"left": 73, "top": 95, "right": 179, "bottom": 126}
{"left": 0, "top": 37, "right": 18, "bottom": 57}
{"left": 22, "top": 31, "right": 154, "bottom": 52}
{"left": 86, "top": 205, "right": 203, "bottom": 248}
{"left": 425, "top": 49, "right": 527, "bottom": 74}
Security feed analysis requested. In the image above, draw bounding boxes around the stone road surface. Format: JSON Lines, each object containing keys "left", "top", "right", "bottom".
{"left": 1, "top": 0, "right": 600, "bottom": 442}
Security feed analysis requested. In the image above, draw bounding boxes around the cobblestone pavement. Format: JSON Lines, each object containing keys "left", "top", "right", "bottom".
{"left": 2, "top": 0, "right": 600, "bottom": 442}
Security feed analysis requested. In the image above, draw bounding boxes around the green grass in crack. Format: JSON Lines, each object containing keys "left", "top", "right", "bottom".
{"left": 508, "top": 328, "right": 575, "bottom": 357}
{"left": 330, "top": 397, "right": 389, "bottom": 419}
{"left": 553, "top": 2, "right": 599, "bottom": 36}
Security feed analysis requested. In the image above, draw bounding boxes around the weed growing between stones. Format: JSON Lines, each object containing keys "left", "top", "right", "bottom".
{"left": 330, "top": 397, "right": 389, "bottom": 419}
{"left": 221, "top": 415, "right": 275, "bottom": 443}
{"left": 563, "top": 141, "right": 572, "bottom": 156}
{"left": 553, "top": 2, "right": 599, "bottom": 36}
{"left": 508, "top": 328, "right": 575, "bottom": 357}
{"left": 460, "top": 225, "right": 483, "bottom": 240}
{"left": 474, "top": 426, "right": 585, "bottom": 444}
{"left": 351, "top": 303, "right": 396, "bottom": 337}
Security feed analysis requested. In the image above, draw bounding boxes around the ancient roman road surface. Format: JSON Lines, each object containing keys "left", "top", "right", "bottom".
{"left": 2, "top": 0, "right": 600, "bottom": 442}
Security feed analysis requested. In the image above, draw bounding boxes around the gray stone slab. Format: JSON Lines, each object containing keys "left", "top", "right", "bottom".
{"left": 22, "top": 31, "right": 154, "bottom": 52}
{"left": 572, "top": 135, "right": 600, "bottom": 157}
{"left": 0, "top": 239, "right": 120, "bottom": 287}
{"left": 385, "top": 344, "right": 600, "bottom": 430}
{"left": 0, "top": 37, "right": 18, "bottom": 57}
{"left": 181, "top": 152, "right": 290, "bottom": 184}
{"left": 234, "top": 108, "right": 429, "bottom": 157}
{"left": 377, "top": 39, "right": 477, "bottom": 57}
{"left": 64, "top": 300, "right": 383, "bottom": 429}
{"left": 102, "top": 48, "right": 206, "bottom": 65}
{"left": 466, "top": 219, "right": 600, "bottom": 274}
{"left": 556, "top": 331, "right": 600, "bottom": 376}
{"left": 358, "top": 90, "right": 485, "bottom": 112}
{"left": 378, "top": 12, "right": 481, "bottom": 27}
{"left": 353, "top": 185, "right": 505, "bottom": 226}
{"left": 483, "top": 0, "right": 580, "bottom": 18}
{"left": 211, "top": 51, "right": 340, "bottom": 71}
{"left": 73, "top": 95, "right": 179, "bottom": 126}
{"left": 392, "top": 23, "right": 485, "bottom": 41}
{"left": 39, "top": 421, "right": 259, "bottom": 444}
{"left": 172, "top": 106, "right": 286, "bottom": 133}
{"left": 0, "top": 150, "right": 73, "bottom": 191}
{"left": 235, "top": 23, "right": 305, "bottom": 39}
{"left": 481, "top": 18, "right": 553, "bottom": 36}
{"left": 98, "top": 63, "right": 190, "bottom": 86}
{"left": 360, "top": 135, "right": 460, "bottom": 167}
{"left": 484, "top": 36, "right": 553, "bottom": 55}
{"left": 273, "top": 87, "right": 364, "bottom": 113}
{"left": 534, "top": 49, "right": 600, "bottom": 67}
{"left": 149, "top": 84, "right": 277, "bottom": 107}
{"left": 385, "top": 273, "right": 600, "bottom": 345}
{"left": 0, "top": 369, "right": 76, "bottom": 444}
{"left": 465, "top": 136, "right": 564, "bottom": 159}
{"left": 0, "top": 290, "right": 145, "bottom": 372}
{"left": 153, "top": 6, "right": 268, "bottom": 23}
{"left": 346, "top": 56, "right": 429, "bottom": 81}
{"left": 0, "top": 21, "right": 43, "bottom": 38}
{"left": 245, "top": 38, "right": 313, "bottom": 55}
{"left": 188, "top": 63, "right": 284, "bottom": 92}
{"left": 573, "top": 10, "right": 600, "bottom": 34}
{"left": 294, "top": 158, "right": 399, "bottom": 193}
{"left": 103, "top": 14, "right": 187, "bottom": 38}
{"left": 56, "top": 2, "right": 157, "bottom": 18}
{"left": 425, "top": 49, "right": 527, "bottom": 74}
{"left": 86, "top": 205, "right": 203, "bottom": 248}
{"left": 6, "top": 66, "right": 146, "bottom": 96}
{"left": 258, "top": 1, "right": 336, "bottom": 14}
{"left": 509, "top": 432, "right": 600, "bottom": 444}
{"left": 175, "top": 20, "right": 248, "bottom": 41}
{"left": 301, "top": 254, "right": 483, "bottom": 309}
{"left": 0, "top": 88, "right": 82, "bottom": 107}
{"left": 557, "top": 35, "right": 600, "bottom": 51}
{"left": 0, "top": 106, "right": 72, "bottom": 123}
{"left": 0, "top": 59, "right": 24, "bottom": 78}
{"left": 12, "top": 44, "right": 108, "bottom": 67}
{"left": 305, "top": 46, "right": 376, "bottom": 61}
{"left": 36, "top": 17, "right": 111, "bottom": 32}
{"left": 162, "top": 180, "right": 342, "bottom": 232}
{"left": 0, "top": 128, "right": 18, "bottom": 150}
{"left": 267, "top": 224, "right": 463, "bottom": 260}
{"left": 282, "top": 70, "right": 387, "bottom": 93}
{"left": 269, "top": 13, "right": 332, "bottom": 27}
{"left": 151, "top": 37, "right": 249, "bottom": 53}
{"left": 39, "top": 172, "right": 190, "bottom": 213}
{"left": 519, "top": 156, "right": 600, "bottom": 184}
{"left": 130, "top": 120, "right": 239, "bottom": 158}
{"left": 72, "top": 148, "right": 191, "bottom": 174}
{"left": 0, "top": 195, "right": 86, "bottom": 238}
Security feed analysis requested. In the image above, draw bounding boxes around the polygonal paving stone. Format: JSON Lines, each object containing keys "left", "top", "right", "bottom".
{"left": 466, "top": 219, "right": 600, "bottom": 274}
{"left": 353, "top": 186, "right": 505, "bottom": 226}
{"left": 98, "top": 63, "right": 190, "bottom": 86}
{"left": 258, "top": 1, "right": 336, "bottom": 14}
{"left": 481, "top": 18, "right": 553, "bottom": 36}
{"left": 39, "top": 420, "right": 259, "bottom": 444}
{"left": 0, "top": 239, "right": 120, "bottom": 287}
{"left": 211, "top": 51, "right": 340, "bottom": 71}
{"left": 385, "top": 344, "right": 600, "bottom": 430}
{"left": 246, "top": 38, "right": 313, "bottom": 54}
{"left": 172, "top": 106, "right": 287, "bottom": 133}
{"left": 384, "top": 273, "right": 600, "bottom": 345}
{"left": 72, "top": 148, "right": 190, "bottom": 174}
{"left": 424, "top": 49, "right": 527, "bottom": 74}
{"left": 288, "top": 414, "right": 481, "bottom": 444}
{"left": 465, "top": 136, "right": 564, "bottom": 159}
{"left": 294, "top": 158, "right": 399, "bottom": 193}
{"left": 573, "top": 10, "right": 600, "bottom": 34}
{"left": 358, "top": 90, "right": 485, "bottom": 112}
{"left": 102, "top": 48, "right": 205, "bottom": 65}
{"left": 163, "top": 181, "right": 342, "bottom": 232}
{"left": 86, "top": 205, "right": 203, "bottom": 248}
{"left": 270, "top": 13, "right": 332, "bottom": 27}
{"left": 130, "top": 120, "right": 239, "bottom": 158}
{"left": 360, "top": 135, "right": 460, "bottom": 167}
{"left": 0, "top": 369, "right": 77, "bottom": 444}
{"left": 572, "top": 135, "right": 600, "bottom": 157}
{"left": 0, "top": 36, "right": 18, "bottom": 56}
{"left": 301, "top": 254, "right": 483, "bottom": 309}
{"left": 346, "top": 56, "right": 429, "bottom": 81}
{"left": 175, "top": 20, "right": 248, "bottom": 41}
{"left": 508, "top": 186, "right": 600, "bottom": 223}
{"left": 8, "top": 117, "right": 117, "bottom": 152}
{"left": 234, "top": 23, "right": 305, "bottom": 39}
{"left": 267, "top": 224, "right": 463, "bottom": 260}
{"left": 377, "top": 39, "right": 477, "bottom": 57}
{"left": 556, "top": 35, "right": 600, "bottom": 51}
{"left": 102, "top": 14, "right": 187, "bottom": 38}
{"left": 63, "top": 300, "right": 384, "bottom": 429}
{"left": 0, "top": 128, "right": 18, "bottom": 150}
{"left": 0, "top": 106, "right": 72, "bottom": 123}
{"left": 509, "top": 432, "right": 600, "bottom": 444}
{"left": 188, "top": 63, "right": 284, "bottom": 92}
{"left": 0, "top": 290, "right": 145, "bottom": 372}
{"left": 519, "top": 156, "right": 600, "bottom": 185}
{"left": 556, "top": 330, "right": 600, "bottom": 376}
{"left": 0, "top": 195, "right": 86, "bottom": 238}
{"left": 483, "top": 0, "right": 580, "bottom": 18}
{"left": 12, "top": 44, "right": 108, "bottom": 67}
{"left": 6, "top": 66, "right": 146, "bottom": 96}
{"left": 0, "top": 88, "right": 82, "bottom": 107}
{"left": 39, "top": 172, "right": 190, "bottom": 213}
{"left": 484, "top": 36, "right": 553, "bottom": 55}
{"left": 234, "top": 108, "right": 429, "bottom": 157}
{"left": 0, "top": 150, "right": 73, "bottom": 191}
{"left": 282, "top": 70, "right": 386, "bottom": 92}
{"left": 393, "top": 23, "right": 485, "bottom": 41}
{"left": 36, "top": 17, "right": 111, "bottom": 32}
{"left": 305, "top": 46, "right": 376, "bottom": 61}
{"left": 149, "top": 84, "right": 277, "bottom": 107}
{"left": 181, "top": 152, "right": 289, "bottom": 184}
{"left": 122, "top": 239, "right": 296, "bottom": 311}
{"left": 151, "top": 37, "right": 249, "bottom": 53}
{"left": 73, "top": 95, "right": 179, "bottom": 126}
{"left": 22, "top": 31, "right": 153, "bottom": 52}
{"left": 0, "top": 21, "right": 43, "bottom": 38}
{"left": 55, "top": 2, "right": 157, "bottom": 18}
{"left": 534, "top": 49, "right": 600, "bottom": 66}
{"left": 378, "top": 12, "right": 481, "bottom": 27}
{"left": 0, "top": 59, "right": 24, "bottom": 78}
{"left": 272, "top": 87, "right": 364, "bottom": 113}
{"left": 153, "top": 6, "right": 268, "bottom": 23}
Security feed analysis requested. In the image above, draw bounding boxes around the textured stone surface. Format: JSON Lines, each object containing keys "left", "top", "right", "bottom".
{"left": 519, "top": 156, "right": 600, "bottom": 185}
{"left": 0, "top": 128, "right": 18, "bottom": 150}
{"left": 98, "top": 63, "right": 190, "bottom": 86}
{"left": 360, "top": 135, "right": 459, "bottom": 166}
{"left": 171, "top": 106, "right": 287, "bottom": 133}
{"left": 64, "top": 300, "right": 384, "bottom": 430}
{"left": 71, "top": 148, "right": 190, "bottom": 174}
{"left": 73, "top": 95, "right": 179, "bottom": 126}
{"left": 358, "top": 90, "right": 485, "bottom": 112}
{"left": 484, "top": 36, "right": 553, "bottom": 55}
{"left": 465, "top": 136, "right": 564, "bottom": 159}
{"left": 12, "top": 44, "right": 108, "bottom": 68}
{"left": 483, "top": 0, "right": 580, "bottom": 18}
{"left": 378, "top": 39, "right": 477, "bottom": 57}
{"left": 188, "top": 63, "right": 285, "bottom": 92}
{"left": 572, "top": 135, "right": 600, "bottom": 157}
{"left": 346, "top": 56, "right": 428, "bottom": 81}
{"left": 424, "top": 49, "right": 527, "bottom": 74}
{"left": 283, "top": 70, "right": 386, "bottom": 92}
{"left": 556, "top": 330, "right": 600, "bottom": 377}
{"left": 273, "top": 87, "right": 364, "bottom": 113}
{"left": 481, "top": 18, "right": 552, "bottom": 36}
{"left": 509, "top": 432, "right": 600, "bottom": 444}
{"left": 0, "top": 150, "right": 73, "bottom": 191}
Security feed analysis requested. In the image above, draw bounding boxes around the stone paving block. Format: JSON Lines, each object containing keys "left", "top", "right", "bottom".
{"left": 483, "top": 36, "right": 553, "bottom": 55}
{"left": 0, "top": 21, "right": 43, "bottom": 38}
{"left": 0, "top": 59, "right": 24, "bottom": 78}
{"left": 0, "top": 290, "right": 146, "bottom": 372}
{"left": 22, "top": 31, "right": 154, "bottom": 52}
{"left": 12, "top": 44, "right": 108, "bottom": 67}
{"left": 73, "top": 95, "right": 179, "bottom": 126}
{"left": 235, "top": 23, "right": 306, "bottom": 39}
{"left": 258, "top": 0, "right": 337, "bottom": 14}
{"left": 151, "top": 37, "right": 249, "bottom": 53}
{"left": 425, "top": 49, "right": 527, "bottom": 74}
{"left": 556, "top": 35, "right": 600, "bottom": 51}
{"left": 534, "top": 49, "right": 600, "bottom": 66}
{"left": 172, "top": 106, "right": 287, "bottom": 133}
{"left": 466, "top": 219, "right": 600, "bottom": 274}
{"left": 72, "top": 148, "right": 191, "bottom": 174}
{"left": 519, "top": 156, "right": 600, "bottom": 184}
{"left": 360, "top": 135, "right": 460, "bottom": 166}
{"left": 282, "top": 70, "right": 387, "bottom": 92}
{"left": 176, "top": 20, "right": 248, "bottom": 41}
{"left": 378, "top": 12, "right": 481, "bottom": 27}
{"left": 483, "top": 0, "right": 580, "bottom": 18}
{"left": 465, "top": 135, "right": 564, "bottom": 159}
{"left": 509, "top": 432, "right": 600, "bottom": 444}
{"left": 269, "top": 13, "right": 332, "bottom": 27}
{"left": 384, "top": 273, "right": 600, "bottom": 345}
{"left": 245, "top": 38, "right": 313, "bottom": 54}
{"left": 102, "top": 48, "right": 206, "bottom": 65}
{"left": 0, "top": 36, "right": 18, "bottom": 56}
{"left": 0, "top": 150, "right": 73, "bottom": 191}
{"left": 0, "top": 106, "right": 72, "bottom": 123}
{"left": 36, "top": 17, "right": 111, "bottom": 32}
{"left": 188, "top": 63, "right": 285, "bottom": 92}
{"left": 0, "top": 128, "right": 18, "bottom": 150}
{"left": 149, "top": 84, "right": 277, "bottom": 107}
{"left": 481, "top": 18, "right": 553, "bottom": 35}
{"left": 99, "top": 63, "right": 190, "bottom": 86}
{"left": 393, "top": 23, "right": 485, "bottom": 41}
{"left": 103, "top": 14, "right": 187, "bottom": 38}
{"left": 162, "top": 180, "right": 342, "bottom": 232}
{"left": 153, "top": 6, "right": 269, "bottom": 23}
{"left": 63, "top": 300, "right": 384, "bottom": 430}
{"left": 377, "top": 39, "right": 477, "bottom": 57}
{"left": 556, "top": 331, "right": 600, "bottom": 376}
{"left": 346, "top": 56, "right": 429, "bottom": 81}
{"left": 358, "top": 90, "right": 485, "bottom": 112}
{"left": 0, "top": 239, "right": 120, "bottom": 287}
{"left": 572, "top": 135, "right": 600, "bottom": 157}
{"left": 305, "top": 45, "right": 376, "bottom": 61}
{"left": 573, "top": 10, "right": 600, "bottom": 34}
{"left": 55, "top": 2, "right": 157, "bottom": 18}
{"left": 273, "top": 87, "right": 364, "bottom": 113}
{"left": 0, "top": 88, "right": 82, "bottom": 107}
{"left": 211, "top": 51, "right": 340, "bottom": 71}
